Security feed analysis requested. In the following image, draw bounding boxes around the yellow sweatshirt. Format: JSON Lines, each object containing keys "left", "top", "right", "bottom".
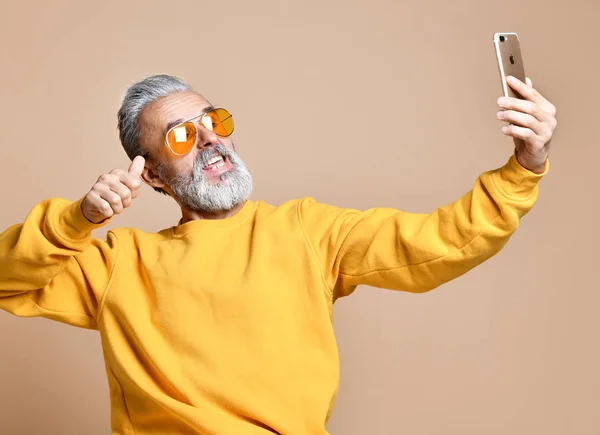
{"left": 0, "top": 154, "right": 546, "bottom": 434}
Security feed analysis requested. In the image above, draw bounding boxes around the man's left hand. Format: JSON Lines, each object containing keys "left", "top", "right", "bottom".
{"left": 497, "top": 76, "right": 557, "bottom": 174}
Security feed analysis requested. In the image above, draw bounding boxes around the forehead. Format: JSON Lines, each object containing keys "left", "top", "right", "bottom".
{"left": 142, "top": 91, "right": 212, "bottom": 132}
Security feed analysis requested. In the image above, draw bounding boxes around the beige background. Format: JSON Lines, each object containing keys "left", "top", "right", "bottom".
{"left": 0, "top": 0, "right": 597, "bottom": 434}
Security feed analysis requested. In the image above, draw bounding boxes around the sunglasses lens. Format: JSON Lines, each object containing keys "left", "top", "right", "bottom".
{"left": 167, "top": 122, "right": 197, "bottom": 154}
{"left": 204, "top": 108, "right": 234, "bottom": 137}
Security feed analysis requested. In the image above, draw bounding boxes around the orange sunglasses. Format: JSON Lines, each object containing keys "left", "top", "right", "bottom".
{"left": 165, "top": 108, "right": 234, "bottom": 155}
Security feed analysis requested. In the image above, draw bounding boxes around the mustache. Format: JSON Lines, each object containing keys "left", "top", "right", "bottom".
{"left": 195, "top": 144, "right": 237, "bottom": 169}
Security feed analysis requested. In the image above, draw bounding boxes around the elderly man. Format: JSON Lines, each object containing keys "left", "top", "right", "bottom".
{"left": 0, "top": 74, "right": 557, "bottom": 434}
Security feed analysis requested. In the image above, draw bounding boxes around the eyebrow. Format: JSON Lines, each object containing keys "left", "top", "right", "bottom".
{"left": 163, "top": 105, "right": 216, "bottom": 135}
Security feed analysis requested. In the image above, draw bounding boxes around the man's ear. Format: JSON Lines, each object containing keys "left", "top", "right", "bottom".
{"left": 142, "top": 165, "right": 166, "bottom": 191}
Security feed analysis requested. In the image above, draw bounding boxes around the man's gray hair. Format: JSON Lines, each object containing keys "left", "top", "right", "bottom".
{"left": 117, "top": 74, "right": 191, "bottom": 160}
{"left": 117, "top": 74, "right": 191, "bottom": 194}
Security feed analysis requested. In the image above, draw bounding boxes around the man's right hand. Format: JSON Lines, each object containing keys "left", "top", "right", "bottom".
{"left": 81, "top": 156, "right": 145, "bottom": 224}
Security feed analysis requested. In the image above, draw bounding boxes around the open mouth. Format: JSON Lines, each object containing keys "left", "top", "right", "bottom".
{"left": 202, "top": 154, "right": 227, "bottom": 171}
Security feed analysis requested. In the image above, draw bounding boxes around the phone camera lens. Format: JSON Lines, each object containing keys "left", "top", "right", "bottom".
{"left": 499, "top": 36, "right": 506, "bottom": 42}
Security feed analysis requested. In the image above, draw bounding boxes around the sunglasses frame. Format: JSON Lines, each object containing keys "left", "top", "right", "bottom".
{"left": 164, "top": 108, "right": 234, "bottom": 156}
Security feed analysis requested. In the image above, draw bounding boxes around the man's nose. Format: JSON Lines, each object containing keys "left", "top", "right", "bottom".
{"left": 196, "top": 125, "right": 219, "bottom": 149}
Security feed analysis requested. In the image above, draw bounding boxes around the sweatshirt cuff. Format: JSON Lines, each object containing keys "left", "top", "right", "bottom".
{"left": 492, "top": 153, "right": 549, "bottom": 200}
{"left": 55, "top": 196, "right": 111, "bottom": 242}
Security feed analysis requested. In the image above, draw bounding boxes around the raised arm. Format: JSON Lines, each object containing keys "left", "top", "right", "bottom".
{"left": 0, "top": 156, "right": 145, "bottom": 328}
{"left": 299, "top": 153, "right": 547, "bottom": 299}
{"left": 299, "top": 77, "right": 556, "bottom": 300}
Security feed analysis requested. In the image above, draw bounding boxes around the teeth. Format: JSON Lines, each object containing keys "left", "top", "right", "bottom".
{"left": 207, "top": 156, "right": 223, "bottom": 165}
{"left": 213, "top": 162, "right": 224, "bottom": 169}
{"left": 204, "top": 155, "right": 223, "bottom": 168}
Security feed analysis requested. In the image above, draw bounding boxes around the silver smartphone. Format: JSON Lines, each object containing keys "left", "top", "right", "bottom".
{"left": 493, "top": 32, "right": 527, "bottom": 99}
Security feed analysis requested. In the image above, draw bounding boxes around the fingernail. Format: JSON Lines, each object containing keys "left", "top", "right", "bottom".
{"left": 502, "top": 126, "right": 509, "bottom": 133}
{"left": 507, "top": 76, "right": 516, "bottom": 83}
{"left": 497, "top": 97, "right": 506, "bottom": 106}
{"left": 497, "top": 111, "right": 505, "bottom": 119}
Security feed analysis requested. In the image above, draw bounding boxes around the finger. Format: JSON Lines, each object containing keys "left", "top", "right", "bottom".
{"left": 98, "top": 174, "right": 133, "bottom": 207}
{"left": 497, "top": 96, "right": 549, "bottom": 123}
{"left": 109, "top": 169, "right": 141, "bottom": 197}
{"left": 512, "top": 76, "right": 557, "bottom": 117}
{"left": 87, "top": 191, "right": 114, "bottom": 219}
{"left": 128, "top": 156, "right": 145, "bottom": 178}
{"left": 501, "top": 124, "right": 537, "bottom": 142}
{"left": 506, "top": 76, "right": 550, "bottom": 107}
{"left": 497, "top": 110, "right": 543, "bottom": 135}
{"left": 95, "top": 183, "right": 125, "bottom": 214}
{"left": 107, "top": 180, "right": 133, "bottom": 208}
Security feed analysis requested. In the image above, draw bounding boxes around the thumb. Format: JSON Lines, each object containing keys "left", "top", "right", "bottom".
{"left": 128, "top": 155, "right": 145, "bottom": 177}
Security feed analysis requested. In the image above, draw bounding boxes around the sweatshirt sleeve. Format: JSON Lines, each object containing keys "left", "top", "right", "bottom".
{"left": 298, "top": 154, "right": 548, "bottom": 300}
{"left": 0, "top": 197, "right": 118, "bottom": 329}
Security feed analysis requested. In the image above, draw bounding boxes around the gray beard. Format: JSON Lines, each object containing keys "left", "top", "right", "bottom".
{"left": 156, "top": 144, "right": 253, "bottom": 213}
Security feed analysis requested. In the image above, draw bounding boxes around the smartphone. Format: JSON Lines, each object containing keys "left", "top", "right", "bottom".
{"left": 493, "top": 32, "right": 527, "bottom": 99}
